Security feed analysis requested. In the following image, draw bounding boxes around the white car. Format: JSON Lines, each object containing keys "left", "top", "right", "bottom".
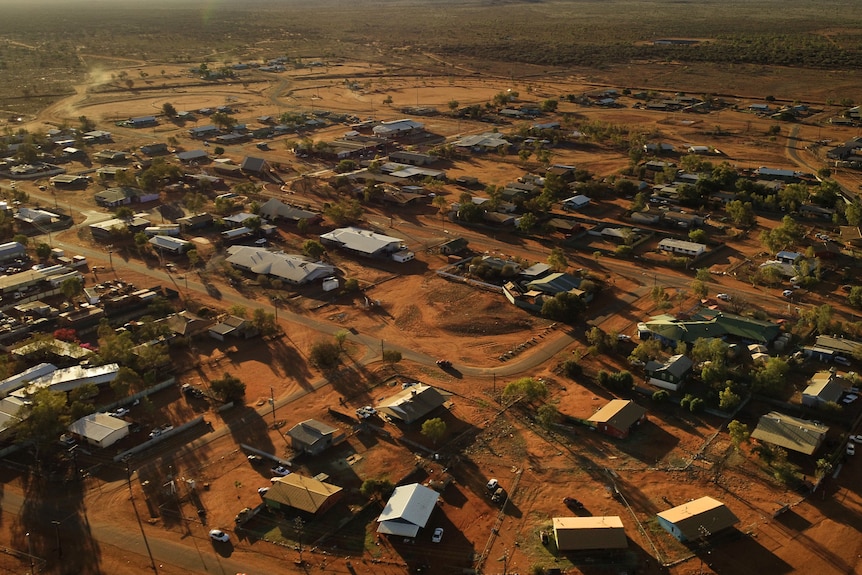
{"left": 111, "top": 407, "right": 130, "bottom": 418}
{"left": 431, "top": 527, "right": 444, "bottom": 543}
{"left": 209, "top": 529, "right": 230, "bottom": 543}
{"left": 782, "top": 290, "right": 794, "bottom": 297}
{"left": 486, "top": 478, "right": 498, "bottom": 491}
{"left": 258, "top": 487, "right": 270, "bottom": 496}
{"left": 271, "top": 465, "right": 291, "bottom": 476}
{"left": 716, "top": 293, "right": 731, "bottom": 301}
{"left": 847, "top": 443, "right": 856, "bottom": 456}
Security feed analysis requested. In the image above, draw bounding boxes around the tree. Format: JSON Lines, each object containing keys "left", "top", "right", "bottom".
{"left": 334, "top": 329, "right": 350, "bottom": 350}
{"left": 382, "top": 349, "right": 402, "bottom": 367}
{"left": 752, "top": 357, "right": 790, "bottom": 397}
{"left": 210, "top": 373, "right": 246, "bottom": 403}
{"left": 517, "top": 212, "right": 537, "bottom": 233}
{"left": 448, "top": 100, "right": 460, "bottom": 113}
{"left": 690, "top": 337, "right": 728, "bottom": 367}
{"left": 421, "top": 417, "right": 447, "bottom": 445}
{"left": 849, "top": 286, "right": 862, "bottom": 309}
{"left": 727, "top": 420, "right": 750, "bottom": 449}
{"left": 162, "top": 102, "right": 177, "bottom": 118}
{"left": 15, "top": 388, "right": 69, "bottom": 457}
{"left": 688, "top": 229, "right": 707, "bottom": 244}
{"left": 541, "top": 291, "right": 585, "bottom": 323}
{"left": 251, "top": 308, "right": 278, "bottom": 336}
{"left": 360, "top": 478, "right": 394, "bottom": 500}
{"left": 302, "top": 240, "right": 325, "bottom": 260}
{"left": 547, "top": 248, "right": 567, "bottom": 272}
{"left": 35, "top": 242, "right": 51, "bottom": 260}
{"left": 691, "top": 279, "right": 708, "bottom": 299}
{"left": 501, "top": 377, "right": 548, "bottom": 405}
{"left": 719, "top": 386, "right": 742, "bottom": 411}
{"left": 536, "top": 404, "right": 560, "bottom": 429}
{"left": 309, "top": 340, "right": 341, "bottom": 370}
{"left": 652, "top": 390, "right": 669, "bottom": 402}
{"left": 61, "top": 276, "right": 83, "bottom": 303}
{"left": 111, "top": 366, "right": 143, "bottom": 396}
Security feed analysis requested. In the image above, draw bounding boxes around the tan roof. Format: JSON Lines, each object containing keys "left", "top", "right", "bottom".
{"left": 588, "top": 399, "right": 647, "bottom": 430}
{"left": 750, "top": 411, "right": 828, "bottom": 455}
{"left": 264, "top": 474, "right": 342, "bottom": 514}
{"left": 657, "top": 497, "right": 739, "bottom": 540}
{"left": 552, "top": 516, "right": 628, "bottom": 551}
{"left": 803, "top": 372, "right": 844, "bottom": 403}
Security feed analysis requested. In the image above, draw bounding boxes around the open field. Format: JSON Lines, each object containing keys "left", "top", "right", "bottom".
{"left": 0, "top": 2, "right": 862, "bottom": 575}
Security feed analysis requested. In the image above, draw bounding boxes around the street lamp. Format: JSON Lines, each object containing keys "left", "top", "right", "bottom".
{"left": 26, "top": 531, "right": 34, "bottom": 573}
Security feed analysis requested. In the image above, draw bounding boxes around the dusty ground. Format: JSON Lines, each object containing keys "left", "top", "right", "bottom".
{"left": 2, "top": 56, "right": 862, "bottom": 575}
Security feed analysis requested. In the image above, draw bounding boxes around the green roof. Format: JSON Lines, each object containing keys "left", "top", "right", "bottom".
{"left": 642, "top": 311, "right": 779, "bottom": 344}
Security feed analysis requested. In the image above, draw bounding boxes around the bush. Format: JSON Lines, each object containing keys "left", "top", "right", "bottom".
{"left": 652, "top": 390, "right": 669, "bottom": 402}
{"left": 309, "top": 340, "right": 341, "bottom": 370}
{"left": 210, "top": 373, "right": 246, "bottom": 403}
{"left": 561, "top": 358, "right": 582, "bottom": 378}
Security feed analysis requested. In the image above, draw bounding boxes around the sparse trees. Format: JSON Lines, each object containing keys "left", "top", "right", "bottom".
{"left": 547, "top": 247, "right": 567, "bottom": 272}
{"left": 421, "top": 417, "right": 447, "bottom": 445}
{"left": 502, "top": 377, "right": 548, "bottom": 405}
{"left": 210, "top": 373, "right": 246, "bottom": 403}
{"left": 302, "top": 240, "right": 325, "bottom": 260}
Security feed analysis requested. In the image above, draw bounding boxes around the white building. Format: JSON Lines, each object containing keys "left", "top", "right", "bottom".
{"left": 658, "top": 238, "right": 706, "bottom": 257}
{"left": 376, "top": 483, "right": 440, "bottom": 537}
{"left": 68, "top": 413, "right": 130, "bottom": 448}
{"left": 225, "top": 246, "right": 336, "bottom": 285}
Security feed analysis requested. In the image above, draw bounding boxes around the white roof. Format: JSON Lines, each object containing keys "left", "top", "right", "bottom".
{"left": 0, "top": 363, "right": 57, "bottom": 397}
{"left": 13, "top": 364, "right": 119, "bottom": 396}
{"left": 659, "top": 238, "right": 706, "bottom": 251}
{"left": 68, "top": 413, "right": 129, "bottom": 443}
{"left": 225, "top": 246, "right": 336, "bottom": 283}
{"left": 320, "top": 227, "right": 403, "bottom": 255}
{"left": 377, "top": 483, "right": 439, "bottom": 537}
{"left": 372, "top": 119, "right": 424, "bottom": 135}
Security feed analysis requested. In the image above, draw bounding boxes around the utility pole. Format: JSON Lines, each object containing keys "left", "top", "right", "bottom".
{"left": 52, "top": 520, "right": 62, "bottom": 558}
{"left": 26, "top": 532, "right": 34, "bottom": 574}
{"left": 270, "top": 386, "right": 277, "bottom": 426}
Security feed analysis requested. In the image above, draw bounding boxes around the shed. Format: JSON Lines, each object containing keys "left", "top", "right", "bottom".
{"left": 287, "top": 419, "right": 344, "bottom": 455}
{"left": 553, "top": 516, "right": 628, "bottom": 551}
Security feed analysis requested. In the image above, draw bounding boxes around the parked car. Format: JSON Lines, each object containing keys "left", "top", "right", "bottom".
{"left": 486, "top": 478, "right": 499, "bottom": 491}
{"left": 847, "top": 443, "right": 856, "bottom": 456}
{"left": 148, "top": 425, "right": 173, "bottom": 439}
{"left": 271, "top": 465, "right": 291, "bottom": 476}
{"left": 716, "top": 293, "right": 731, "bottom": 301}
{"left": 491, "top": 487, "right": 506, "bottom": 504}
{"left": 782, "top": 289, "right": 794, "bottom": 297}
{"left": 258, "top": 487, "right": 270, "bottom": 496}
{"left": 436, "top": 359, "right": 452, "bottom": 368}
{"left": 431, "top": 527, "right": 444, "bottom": 543}
{"left": 209, "top": 529, "right": 230, "bottom": 543}
{"left": 247, "top": 454, "right": 264, "bottom": 464}
{"left": 563, "top": 497, "right": 584, "bottom": 510}
{"left": 110, "top": 407, "right": 130, "bottom": 418}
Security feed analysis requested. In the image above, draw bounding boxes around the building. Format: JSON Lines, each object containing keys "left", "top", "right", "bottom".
{"left": 657, "top": 497, "right": 739, "bottom": 542}
{"left": 645, "top": 354, "right": 693, "bottom": 391}
{"left": 240, "top": 156, "right": 269, "bottom": 174}
{"left": 372, "top": 119, "right": 425, "bottom": 138}
{"left": 68, "top": 413, "right": 130, "bottom": 448}
{"left": 257, "top": 198, "right": 321, "bottom": 225}
{"left": 176, "top": 213, "right": 214, "bottom": 231}
{"left": 802, "top": 371, "right": 844, "bottom": 407}
{"left": 775, "top": 251, "right": 803, "bottom": 265}
{"left": 453, "top": 132, "right": 510, "bottom": 152}
{"left": 0, "top": 363, "right": 57, "bottom": 398}
{"left": 162, "top": 310, "right": 214, "bottom": 338}
{"left": 225, "top": 246, "right": 335, "bottom": 285}
{"left": 638, "top": 311, "right": 780, "bottom": 346}
{"left": 264, "top": 474, "right": 343, "bottom": 515}
{"left": 89, "top": 215, "right": 150, "bottom": 240}
{"left": 376, "top": 483, "right": 439, "bottom": 537}
{"left": 562, "top": 195, "right": 591, "bottom": 211}
{"left": 750, "top": 411, "right": 828, "bottom": 455}
{"left": 319, "top": 227, "right": 405, "bottom": 258}
{"left": 208, "top": 315, "right": 257, "bottom": 341}
{"left": 149, "top": 235, "right": 192, "bottom": 255}
{"left": 587, "top": 399, "right": 647, "bottom": 439}
{"left": 552, "top": 516, "right": 628, "bottom": 551}
{"left": 659, "top": 238, "right": 706, "bottom": 257}
{"left": 287, "top": 419, "right": 344, "bottom": 455}
{"left": 377, "top": 384, "right": 451, "bottom": 424}
{"left": 176, "top": 150, "right": 209, "bottom": 163}
{"left": 0, "top": 242, "right": 26, "bottom": 263}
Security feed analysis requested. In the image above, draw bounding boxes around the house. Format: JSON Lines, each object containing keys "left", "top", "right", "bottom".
{"left": 638, "top": 311, "right": 780, "bottom": 346}
{"left": 220, "top": 227, "right": 254, "bottom": 243}
{"left": 659, "top": 238, "right": 706, "bottom": 257}
{"left": 439, "top": 237, "right": 468, "bottom": 256}
{"left": 68, "top": 413, "right": 129, "bottom": 448}
{"left": 801, "top": 371, "right": 844, "bottom": 407}
{"left": 240, "top": 156, "right": 269, "bottom": 174}
{"left": 188, "top": 125, "right": 220, "bottom": 139}
{"left": 687, "top": 145, "right": 710, "bottom": 154}
{"left": 225, "top": 246, "right": 335, "bottom": 285}
{"left": 224, "top": 212, "right": 261, "bottom": 229}
{"left": 526, "top": 272, "right": 590, "bottom": 301}
{"left": 377, "top": 384, "right": 452, "bottom": 424}
{"left": 562, "top": 195, "right": 591, "bottom": 211}
{"left": 287, "top": 419, "right": 345, "bottom": 455}
{"left": 750, "top": 411, "right": 828, "bottom": 455}
{"left": 124, "top": 116, "right": 157, "bottom": 128}
{"left": 319, "top": 227, "right": 405, "bottom": 259}
{"left": 553, "top": 517, "right": 628, "bottom": 551}
{"left": 755, "top": 167, "right": 803, "bottom": 182}
{"left": 208, "top": 315, "right": 257, "bottom": 341}
{"left": 775, "top": 251, "right": 803, "bottom": 266}
{"left": 176, "top": 150, "right": 209, "bottom": 163}
{"left": 372, "top": 119, "right": 425, "bottom": 138}
{"left": 148, "top": 235, "right": 192, "bottom": 255}
{"left": 389, "top": 151, "right": 434, "bottom": 166}
{"left": 453, "top": 132, "right": 510, "bottom": 152}
{"left": 12, "top": 363, "right": 119, "bottom": 396}
{"left": 94, "top": 187, "right": 135, "bottom": 208}
{"left": 587, "top": 399, "right": 647, "bottom": 439}
{"left": 813, "top": 335, "right": 862, "bottom": 357}
{"left": 662, "top": 211, "right": 704, "bottom": 229}
{"left": 163, "top": 310, "right": 214, "bottom": 338}
{"left": 376, "top": 483, "right": 440, "bottom": 537}
{"left": 176, "top": 213, "right": 214, "bottom": 231}
{"left": 645, "top": 354, "right": 693, "bottom": 391}
{"left": 50, "top": 174, "right": 89, "bottom": 188}
{"left": 264, "top": 474, "right": 343, "bottom": 515}
{"left": 257, "top": 198, "right": 321, "bottom": 225}
{"left": 140, "top": 143, "right": 168, "bottom": 156}
{"left": 657, "top": 497, "right": 739, "bottom": 542}
{"left": 0, "top": 363, "right": 57, "bottom": 398}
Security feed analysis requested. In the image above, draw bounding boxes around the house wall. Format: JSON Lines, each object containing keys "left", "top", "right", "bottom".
{"left": 657, "top": 517, "right": 686, "bottom": 541}
{"left": 595, "top": 423, "right": 628, "bottom": 439}
{"left": 648, "top": 376, "right": 682, "bottom": 392}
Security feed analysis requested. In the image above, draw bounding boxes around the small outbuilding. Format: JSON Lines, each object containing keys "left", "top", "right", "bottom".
{"left": 264, "top": 474, "right": 343, "bottom": 515}
{"left": 552, "top": 516, "right": 628, "bottom": 551}
{"left": 287, "top": 419, "right": 344, "bottom": 455}
{"left": 657, "top": 496, "right": 739, "bottom": 542}
{"left": 377, "top": 384, "right": 452, "bottom": 425}
{"left": 587, "top": 399, "right": 647, "bottom": 439}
